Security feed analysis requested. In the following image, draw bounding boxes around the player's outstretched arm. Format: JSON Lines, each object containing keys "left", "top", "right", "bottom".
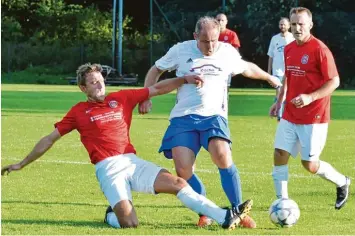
{"left": 144, "top": 65, "right": 165, "bottom": 87}
{"left": 148, "top": 75, "right": 203, "bottom": 98}
{"left": 1, "top": 129, "right": 61, "bottom": 176}
{"left": 242, "top": 61, "right": 282, "bottom": 88}
{"left": 139, "top": 66, "right": 166, "bottom": 114}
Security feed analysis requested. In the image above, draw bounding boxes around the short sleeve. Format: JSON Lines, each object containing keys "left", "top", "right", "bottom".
{"left": 227, "top": 45, "right": 248, "bottom": 75}
{"left": 267, "top": 37, "right": 274, "bottom": 57}
{"left": 54, "top": 107, "right": 77, "bottom": 136}
{"left": 155, "top": 43, "right": 179, "bottom": 71}
{"left": 231, "top": 32, "right": 241, "bottom": 48}
{"left": 318, "top": 46, "right": 339, "bottom": 81}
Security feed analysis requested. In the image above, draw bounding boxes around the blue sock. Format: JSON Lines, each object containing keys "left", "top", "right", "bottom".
{"left": 218, "top": 164, "right": 242, "bottom": 207}
{"left": 187, "top": 173, "right": 206, "bottom": 196}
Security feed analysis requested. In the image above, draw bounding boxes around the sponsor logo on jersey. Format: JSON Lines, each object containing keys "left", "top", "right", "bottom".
{"left": 109, "top": 100, "right": 118, "bottom": 108}
{"left": 301, "top": 54, "right": 309, "bottom": 64}
{"left": 190, "top": 64, "right": 222, "bottom": 75}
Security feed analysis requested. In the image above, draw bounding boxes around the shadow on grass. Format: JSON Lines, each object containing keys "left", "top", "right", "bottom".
{"left": 1, "top": 219, "right": 106, "bottom": 228}
{"left": 1, "top": 200, "right": 185, "bottom": 209}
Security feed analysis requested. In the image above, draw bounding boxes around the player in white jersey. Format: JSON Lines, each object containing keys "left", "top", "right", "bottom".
{"left": 267, "top": 17, "right": 295, "bottom": 120}
{"left": 139, "top": 16, "right": 282, "bottom": 228}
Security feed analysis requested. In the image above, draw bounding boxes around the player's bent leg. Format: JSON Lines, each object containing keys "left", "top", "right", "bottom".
{"left": 154, "top": 170, "right": 248, "bottom": 229}
{"left": 173, "top": 143, "right": 210, "bottom": 226}
{"left": 303, "top": 160, "right": 350, "bottom": 210}
{"left": 153, "top": 169, "right": 186, "bottom": 194}
{"left": 105, "top": 200, "right": 139, "bottom": 228}
{"left": 272, "top": 149, "right": 291, "bottom": 199}
{"left": 172, "top": 146, "right": 204, "bottom": 193}
{"left": 301, "top": 160, "right": 319, "bottom": 174}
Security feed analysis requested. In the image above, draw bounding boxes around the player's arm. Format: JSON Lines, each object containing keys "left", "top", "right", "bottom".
{"left": 292, "top": 76, "right": 339, "bottom": 108}
{"left": 267, "top": 38, "right": 274, "bottom": 75}
{"left": 144, "top": 65, "right": 166, "bottom": 87}
{"left": 267, "top": 57, "right": 273, "bottom": 75}
{"left": 138, "top": 66, "right": 166, "bottom": 113}
{"left": 270, "top": 76, "right": 287, "bottom": 117}
{"left": 1, "top": 129, "right": 62, "bottom": 176}
{"left": 277, "top": 76, "right": 287, "bottom": 103}
{"left": 292, "top": 47, "right": 340, "bottom": 108}
{"left": 242, "top": 61, "right": 282, "bottom": 88}
{"left": 148, "top": 75, "right": 203, "bottom": 98}
{"left": 309, "top": 76, "right": 340, "bottom": 101}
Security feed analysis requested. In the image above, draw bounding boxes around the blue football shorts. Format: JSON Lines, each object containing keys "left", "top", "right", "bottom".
{"left": 159, "top": 114, "right": 231, "bottom": 159}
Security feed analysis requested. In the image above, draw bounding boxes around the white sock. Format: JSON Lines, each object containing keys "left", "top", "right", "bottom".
{"left": 176, "top": 185, "right": 227, "bottom": 224}
{"left": 106, "top": 212, "right": 121, "bottom": 228}
{"left": 316, "top": 161, "right": 347, "bottom": 187}
{"left": 272, "top": 165, "right": 289, "bottom": 199}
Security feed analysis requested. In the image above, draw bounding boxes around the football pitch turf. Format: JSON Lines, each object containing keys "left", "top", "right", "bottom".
{"left": 1, "top": 84, "right": 354, "bottom": 235}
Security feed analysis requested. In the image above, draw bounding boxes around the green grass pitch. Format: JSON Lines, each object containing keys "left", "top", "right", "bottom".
{"left": 1, "top": 84, "right": 354, "bottom": 235}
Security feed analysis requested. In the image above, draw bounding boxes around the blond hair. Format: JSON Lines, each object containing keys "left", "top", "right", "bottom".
{"left": 76, "top": 63, "right": 102, "bottom": 86}
{"left": 289, "top": 7, "right": 312, "bottom": 20}
{"left": 195, "top": 16, "right": 220, "bottom": 35}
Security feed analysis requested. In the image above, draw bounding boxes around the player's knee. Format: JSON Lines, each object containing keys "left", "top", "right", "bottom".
{"left": 173, "top": 176, "right": 188, "bottom": 190}
{"left": 175, "top": 166, "right": 193, "bottom": 180}
{"left": 211, "top": 149, "right": 231, "bottom": 168}
{"left": 301, "top": 160, "right": 319, "bottom": 174}
{"left": 274, "top": 149, "right": 289, "bottom": 165}
{"left": 120, "top": 218, "right": 139, "bottom": 228}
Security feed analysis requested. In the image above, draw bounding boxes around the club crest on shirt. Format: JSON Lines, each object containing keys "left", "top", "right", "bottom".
{"left": 190, "top": 64, "right": 222, "bottom": 75}
{"left": 224, "top": 36, "right": 228, "bottom": 41}
{"left": 301, "top": 54, "right": 309, "bottom": 64}
{"left": 108, "top": 100, "right": 118, "bottom": 108}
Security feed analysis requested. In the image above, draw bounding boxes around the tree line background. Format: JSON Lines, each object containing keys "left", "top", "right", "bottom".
{"left": 2, "top": 0, "right": 355, "bottom": 88}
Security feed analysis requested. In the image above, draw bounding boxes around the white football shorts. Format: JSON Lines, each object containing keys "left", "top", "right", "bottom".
{"left": 95, "top": 153, "right": 163, "bottom": 207}
{"left": 274, "top": 119, "right": 328, "bottom": 161}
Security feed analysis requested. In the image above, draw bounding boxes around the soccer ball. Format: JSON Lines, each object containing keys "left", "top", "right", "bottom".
{"left": 269, "top": 198, "right": 300, "bottom": 228}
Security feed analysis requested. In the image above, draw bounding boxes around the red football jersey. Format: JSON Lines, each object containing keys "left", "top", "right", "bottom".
{"left": 283, "top": 35, "right": 338, "bottom": 124}
{"left": 55, "top": 88, "right": 149, "bottom": 164}
{"left": 218, "top": 28, "right": 241, "bottom": 48}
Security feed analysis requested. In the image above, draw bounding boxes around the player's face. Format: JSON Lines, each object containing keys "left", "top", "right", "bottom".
{"left": 290, "top": 12, "right": 313, "bottom": 44}
{"left": 279, "top": 19, "right": 290, "bottom": 33}
{"left": 216, "top": 15, "right": 227, "bottom": 30}
{"left": 194, "top": 27, "right": 220, "bottom": 56}
{"left": 80, "top": 71, "right": 106, "bottom": 102}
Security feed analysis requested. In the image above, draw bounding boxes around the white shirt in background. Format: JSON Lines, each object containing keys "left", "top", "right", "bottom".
{"left": 267, "top": 32, "right": 295, "bottom": 77}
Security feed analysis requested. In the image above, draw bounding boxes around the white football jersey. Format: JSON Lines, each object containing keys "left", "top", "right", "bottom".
{"left": 155, "top": 40, "right": 247, "bottom": 120}
{"left": 267, "top": 32, "right": 294, "bottom": 77}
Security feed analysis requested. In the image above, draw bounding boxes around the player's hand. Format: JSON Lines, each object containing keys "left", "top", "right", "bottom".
{"left": 267, "top": 75, "right": 282, "bottom": 88}
{"left": 184, "top": 74, "right": 204, "bottom": 88}
{"left": 291, "top": 94, "right": 313, "bottom": 108}
{"left": 138, "top": 99, "right": 152, "bottom": 114}
{"left": 1, "top": 163, "right": 22, "bottom": 176}
{"left": 269, "top": 102, "right": 281, "bottom": 117}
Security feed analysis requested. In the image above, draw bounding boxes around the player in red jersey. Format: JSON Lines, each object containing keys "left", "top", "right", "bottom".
{"left": 216, "top": 13, "right": 241, "bottom": 49}
{"left": 1, "top": 63, "right": 253, "bottom": 229}
{"left": 269, "top": 7, "right": 350, "bottom": 210}
{"left": 216, "top": 13, "right": 242, "bottom": 93}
